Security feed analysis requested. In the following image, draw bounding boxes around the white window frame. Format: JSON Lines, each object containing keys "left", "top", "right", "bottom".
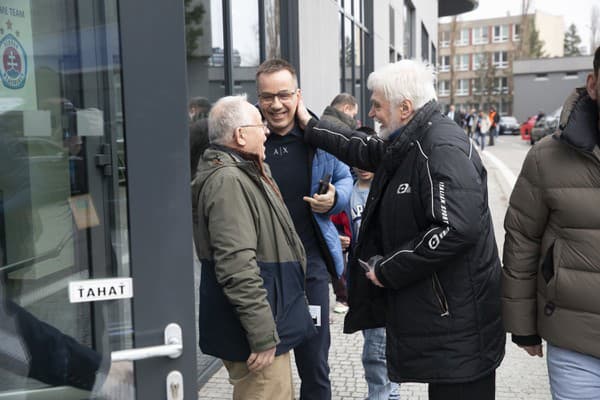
{"left": 472, "top": 53, "right": 486, "bottom": 70}
{"left": 440, "top": 31, "right": 450, "bottom": 48}
{"left": 512, "top": 24, "right": 520, "bottom": 41}
{"left": 473, "top": 26, "right": 488, "bottom": 45}
{"left": 495, "top": 77, "right": 509, "bottom": 94}
{"left": 493, "top": 25, "right": 508, "bottom": 43}
{"left": 455, "top": 28, "right": 469, "bottom": 46}
{"left": 493, "top": 51, "right": 508, "bottom": 69}
{"left": 438, "top": 80, "right": 449, "bottom": 96}
{"left": 455, "top": 54, "right": 469, "bottom": 71}
{"left": 439, "top": 55, "right": 450, "bottom": 72}
{"left": 456, "top": 79, "right": 469, "bottom": 96}
{"left": 471, "top": 78, "right": 481, "bottom": 95}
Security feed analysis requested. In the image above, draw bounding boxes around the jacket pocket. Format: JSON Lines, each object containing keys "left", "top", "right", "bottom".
{"left": 432, "top": 272, "right": 450, "bottom": 317}
{"left": 541, "top": 240, "right": 562, "bottom": 302}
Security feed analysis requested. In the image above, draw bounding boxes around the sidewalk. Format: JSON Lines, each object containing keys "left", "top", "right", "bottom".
{"left": 198, "top": 153, "right": 551, "bottom": 399}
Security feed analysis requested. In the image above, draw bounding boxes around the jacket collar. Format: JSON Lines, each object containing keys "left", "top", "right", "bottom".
{"left": 321, "top": 106, "right": 358, "bottom": 129}
{"left": 382, "top": 100, "right": 440, "bottom": 174}
{"left": 554, "top": 87, "right": 600, "bottom": 156}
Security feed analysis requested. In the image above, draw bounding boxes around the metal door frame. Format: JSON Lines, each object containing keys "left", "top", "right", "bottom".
{"left": 117, "top": 0, "right": 197, "bottom": 397}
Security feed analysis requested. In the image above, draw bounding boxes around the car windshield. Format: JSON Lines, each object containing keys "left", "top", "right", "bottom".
{"left": 501, "top": 117, "right": 517, "bottom": 124}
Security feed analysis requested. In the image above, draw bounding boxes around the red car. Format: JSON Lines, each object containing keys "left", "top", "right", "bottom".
{"left": 520, "top": 115, "right": 537, "bottom": 142}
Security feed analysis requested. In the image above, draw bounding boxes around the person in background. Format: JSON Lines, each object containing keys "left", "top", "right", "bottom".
{"left": 503, "top": 45, "right": 600, "bottom": 400}
{"left": 347, "top": 125, "right": 400, "bottom": 400}
{"left": 257, "top": 59, "right": 353, "bottom": 400}
{"left": 295, "top": 59, "right": 505, "bottom": 400}
{"left": 188, "top": 96, "right": 211, "bottom": 123}
{"left": 466, "top": 108, "right": 477, "bottom": 139}
{"left": 321, "top": 92, "right": 360, "bottom": 314}
{"left": 475, "top": 110, "right": 490, "bottom": 151}
{"left": 446, "top": 104, "right": 462, "bottom": 126}
{"left": 192, "top": 95, "right": 315, "bottom": 400}
{"left": 488, "top": 106, "right": 499, "bottom": 146}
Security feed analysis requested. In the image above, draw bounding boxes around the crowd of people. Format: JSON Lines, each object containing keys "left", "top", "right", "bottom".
{"left": 190, "top": 46, "right": 600, "bottom": 400}
{"left": 445, "top": 104, "right": 500, "bottom": 150}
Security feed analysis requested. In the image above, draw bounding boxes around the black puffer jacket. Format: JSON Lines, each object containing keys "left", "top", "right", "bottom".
{"left": 304, "top": 101, "right": 505, "bottom": 383}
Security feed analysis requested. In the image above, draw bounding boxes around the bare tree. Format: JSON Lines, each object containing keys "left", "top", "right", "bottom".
{"left": 591, "top": 5, "right": 600, "bottom": 54}
{"left": 449, "top": 16, "right": 458, "bottom": 106}
{"left": 516, "top": 0, "right": 533, "bottom": 59}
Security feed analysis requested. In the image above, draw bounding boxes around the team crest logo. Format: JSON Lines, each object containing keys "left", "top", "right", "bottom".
{"left": 0, "top": 33, "right": 27, "bottom": 90}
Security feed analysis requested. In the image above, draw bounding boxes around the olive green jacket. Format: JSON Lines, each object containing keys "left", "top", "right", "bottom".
{"left": 192, "top": 146, "right": 315, "bottom": 361}
{"left": 503, "top": 88, "right": 600, "bottom": 357}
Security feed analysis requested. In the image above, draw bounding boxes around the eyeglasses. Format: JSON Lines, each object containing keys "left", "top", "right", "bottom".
{"left": 257, "top": 89, "right": 298, "bottom": 105}
{"left": 239, "top": 121, "right": 270, "bottom": 133}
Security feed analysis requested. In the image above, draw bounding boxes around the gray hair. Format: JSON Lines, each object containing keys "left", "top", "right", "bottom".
{"left": 330, "top": 93, "right": 358, "bottom": 108}
{"left": 367, "top": 59, "right": 437, "bottom": 110}
{"left": 208, "top": 95, "right": 251, "bottom": 145}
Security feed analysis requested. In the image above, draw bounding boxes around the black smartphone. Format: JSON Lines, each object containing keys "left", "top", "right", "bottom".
{"left": 317, "top": 174, "right": 332, "bottom": 195}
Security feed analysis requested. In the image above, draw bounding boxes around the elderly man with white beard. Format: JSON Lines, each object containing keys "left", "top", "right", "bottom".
{"left": 295, "top": 59, "right": 505, "bottom": 400}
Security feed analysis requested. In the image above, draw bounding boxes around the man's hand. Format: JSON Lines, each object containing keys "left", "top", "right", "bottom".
{"left": 246, "top": 346, "right": 276, "bottom": 372}
{"left": 339, "top": 235, "right": 351, "bottom": 251}
{"left": 303, "top": 183, "right": 336, "bottom": 213}
{"left": 95, "top": 361, "right": 134, "bottom": 399}
{"left": 366, "top": 269, "right": 384, "bottom": 287}
{"left": 519, "top": 344, "right": 543, "bottom": 357}
{"left": 296, "top": 95, "right": 311, "bottom": 129}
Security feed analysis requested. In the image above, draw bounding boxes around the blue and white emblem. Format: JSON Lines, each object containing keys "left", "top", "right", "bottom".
{"left": 0, "top": 33, "right": 27, "bottom": 90}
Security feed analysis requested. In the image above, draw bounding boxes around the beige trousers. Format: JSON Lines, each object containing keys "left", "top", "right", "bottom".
{"left": 222, "top": 352, "right": 294, "bottom": 400}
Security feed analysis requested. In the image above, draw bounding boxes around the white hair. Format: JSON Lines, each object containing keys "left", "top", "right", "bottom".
{"left": 208, "top": 95, "right": 253, "bottom": 145}
{"left": 367, "top": 59, "right": 437, "bottom": 110}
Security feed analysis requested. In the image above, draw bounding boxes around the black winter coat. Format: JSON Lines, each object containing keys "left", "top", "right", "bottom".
{"left": 304, "top": 101, "right": 505, "bottom": 383}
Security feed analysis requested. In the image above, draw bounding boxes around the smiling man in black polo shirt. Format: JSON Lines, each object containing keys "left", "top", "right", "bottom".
{"left": 256, "top": 59, "right": 352, "bottom": 400}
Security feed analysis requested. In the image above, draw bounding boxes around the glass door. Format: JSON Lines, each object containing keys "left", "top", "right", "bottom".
{"left": 0, "top": 0, "right": 196, "bottom": 398}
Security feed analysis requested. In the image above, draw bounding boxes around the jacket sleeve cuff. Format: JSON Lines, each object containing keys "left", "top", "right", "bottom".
{"left": 247, "top": 329, "right": 280, "bottom": 353}
{"left": 511, "top": 334, "right": 542, "bottom": 347}
{"left": 374, "top": 261, "right": 392, "bottom": 288}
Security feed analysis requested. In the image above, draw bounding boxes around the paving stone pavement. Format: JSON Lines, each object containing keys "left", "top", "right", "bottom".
{"left": 198, "top": 150, "right": 552, "bottom": 399}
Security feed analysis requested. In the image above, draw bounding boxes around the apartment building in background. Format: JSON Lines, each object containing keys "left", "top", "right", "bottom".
{"left": 437, "top": 11, "right": 564, "bottom": 117}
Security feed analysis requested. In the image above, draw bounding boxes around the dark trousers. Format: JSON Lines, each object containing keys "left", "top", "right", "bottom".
{"left": 429, "top": 371, "right": 496, "bottom": 400}
{"left": 294, "top": 261, "right": 331, "bottom": 400}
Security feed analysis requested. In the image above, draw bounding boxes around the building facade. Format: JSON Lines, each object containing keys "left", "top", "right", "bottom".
{"left": 186, "top": 0, "right": 469, "bottom": 126}
{"left": 513, "top": 55, "right": 593, "bottom": 122}
{"left": 437, "top": 11, "right": 564, "bottom": 117}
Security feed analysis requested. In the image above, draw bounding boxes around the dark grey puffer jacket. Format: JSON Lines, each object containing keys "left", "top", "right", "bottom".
{"left": 503, "top": 88, "right": 600, "bottom": 358}
{"left": 192, "top": 146, "right": 315, "bottom": 361}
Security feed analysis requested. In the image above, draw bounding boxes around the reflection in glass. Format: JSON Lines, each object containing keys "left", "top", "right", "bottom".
{"left": 0, "top": 0, "right": 133, "bottom": 397}
{"left": 265, "top": 0, "right": 281, "bottom": 60}
{"left": 187, "top": 0, "right": 225, "bottom": 105}
{"left": 232, "top": 0, "right": 259, "bottom": 102}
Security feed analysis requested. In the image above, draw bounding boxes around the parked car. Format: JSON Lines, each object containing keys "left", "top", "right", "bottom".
{"left": 530, "top": 107, "right": 562, "bottom": 145}
{"left": 498, "top": 116, "right": 520, "bottom": 135}
{"left": 520, "top": 115, "right": 537, "bottom": 142}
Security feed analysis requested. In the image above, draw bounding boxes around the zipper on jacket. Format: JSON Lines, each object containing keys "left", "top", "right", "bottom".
{"left": 432, "top": 273, "right": 450, "bottom": 317}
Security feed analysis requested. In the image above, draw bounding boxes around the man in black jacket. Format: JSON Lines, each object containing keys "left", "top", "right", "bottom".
{"left": 296, "top": 59, "right": 505, "bottom": 400}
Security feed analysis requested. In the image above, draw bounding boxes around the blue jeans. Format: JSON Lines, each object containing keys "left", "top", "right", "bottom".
{"left": 547, "top": 342, "right": 600, "bottom": 400}
{"left": 476, "top": 131, "right": 486, "bottom": 150}
{"left": 362, "top": 328, "right": 400, "bottom": 400}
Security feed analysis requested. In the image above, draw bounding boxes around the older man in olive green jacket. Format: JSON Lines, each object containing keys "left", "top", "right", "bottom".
{"left": 192, "top": 95, "right": 315, "bottom": 400}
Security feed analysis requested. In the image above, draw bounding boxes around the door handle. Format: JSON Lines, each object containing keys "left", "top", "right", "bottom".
{"left": 111, "top": 323, "right": 183, "bottom": 362}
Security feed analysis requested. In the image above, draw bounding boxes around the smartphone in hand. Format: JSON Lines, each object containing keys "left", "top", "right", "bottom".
{"left": 317, "top": 174, "right": 332, "bottom": 195}
{"left": 358, "top": 259, "right": 372, "bottom": 272}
